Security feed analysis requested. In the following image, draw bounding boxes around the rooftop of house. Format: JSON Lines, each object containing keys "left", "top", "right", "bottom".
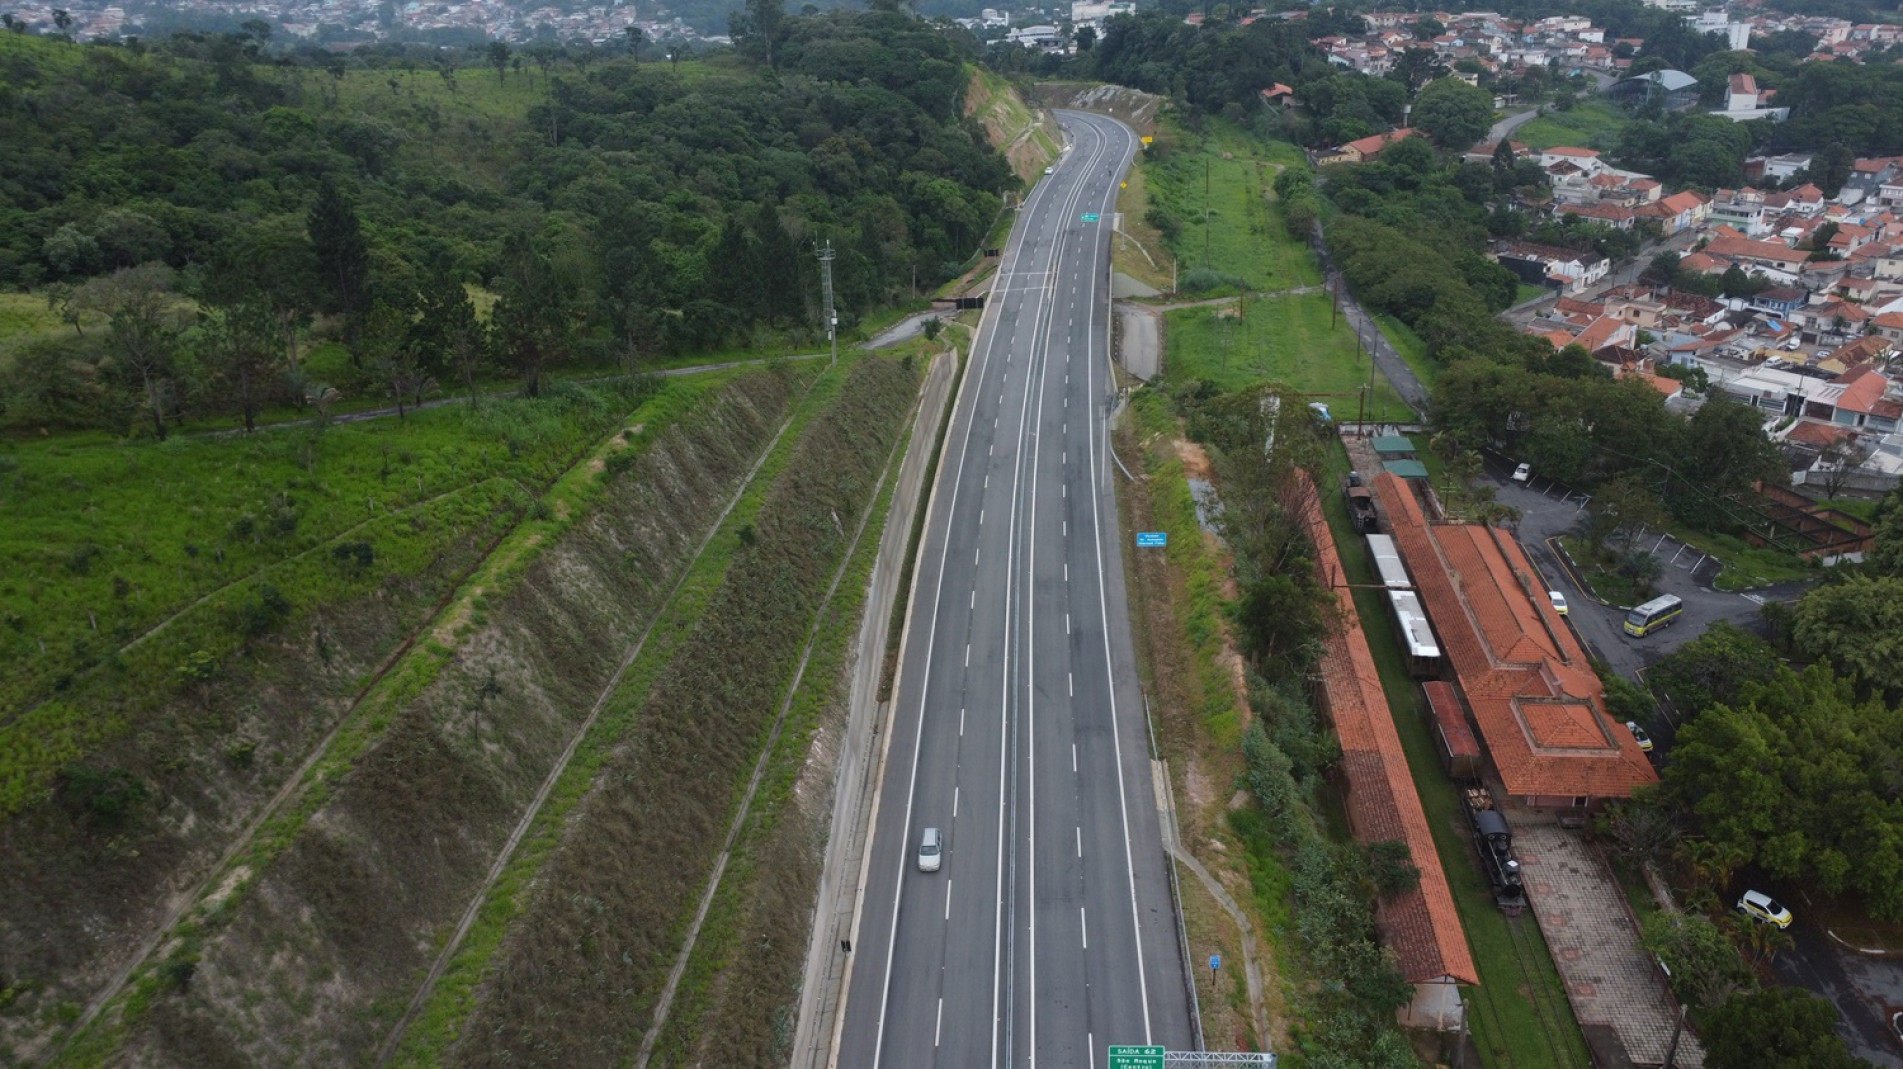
{"left": 1834, "top": 365, "right": 1891, "bottom": 413}
{"left": 1299, "top": 474, "right": 1478, "bottom": 987}
{"left": 1377, "top": 473, "right": 1659, "bottom": 802}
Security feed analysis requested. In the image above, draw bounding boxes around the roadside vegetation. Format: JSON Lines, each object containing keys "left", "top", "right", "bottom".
{"left": 440, "top": 354, "right": 918, "bottom": 1067}
{"left": 1139, "top": 123, "right": 1318, "bottom": 295}
{"left": 0, "top": 12, "right": 1022, "bottom": 1059}
{"left": 1118, "top": 381, "right": 1449, "bottom": 1066}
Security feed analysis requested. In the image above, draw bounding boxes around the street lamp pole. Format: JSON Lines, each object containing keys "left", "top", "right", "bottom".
{"left": 817, "top": 240, "right": 838, "bottom": 367}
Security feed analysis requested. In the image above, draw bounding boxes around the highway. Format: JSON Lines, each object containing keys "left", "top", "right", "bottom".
{"left": 836, "top": 110, "right": 1194, "bottom": 1067}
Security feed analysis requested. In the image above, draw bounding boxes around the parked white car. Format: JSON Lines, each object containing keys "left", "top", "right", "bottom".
{"left": 1737, "top": 888, "right": 1792, "bottom": 929}
{"left": 1512, "top": 463, "right": 1532, "bottom": 484}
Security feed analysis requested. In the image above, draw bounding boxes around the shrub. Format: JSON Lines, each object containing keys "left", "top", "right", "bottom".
{"left": 239, "top": 583, "right": 292, "bottom": 636}
{"left": 58, "top": 765, "right": 149, "bottom": 824}
{"left": 1178, "top": 267, "right": 1246, "bottom": 295}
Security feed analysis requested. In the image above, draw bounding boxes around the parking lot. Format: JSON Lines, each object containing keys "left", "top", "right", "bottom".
{"left": 1479, "top": 455, "right": 1807, "bottom": 700}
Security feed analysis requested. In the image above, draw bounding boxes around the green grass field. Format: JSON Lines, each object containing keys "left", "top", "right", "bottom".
{"left": 1513, "top": 99, "right": 1634, "bottom": 153}
{"left": 1317, "top": 442, "right": 1594, "bottom": 1069}
{"left": 0, "top": 376, "right": 671, "bottom": 814}
{"left": 1143, "top": 123, "right": 1322, "bottom": 292}
{"left": 1375, "top": 312, "right": 1436, "bottom": 391}
{"left": 1165, "top": 298, "right": 1416, "bottom": 421}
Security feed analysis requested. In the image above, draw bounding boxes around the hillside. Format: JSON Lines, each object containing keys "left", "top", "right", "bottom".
{"left": 0, "top": 16, "right": 1004, "bottom": 1064}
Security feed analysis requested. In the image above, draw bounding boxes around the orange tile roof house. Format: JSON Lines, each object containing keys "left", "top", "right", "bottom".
{"left": 1298, "top": 474, "right": 1478, "bottom": 1027}
{"left": 1376, "top": 473, "right": 1658, "bottom": 811}
{"left": 1318, "top": 128, "right": 1420, "bottom": 165}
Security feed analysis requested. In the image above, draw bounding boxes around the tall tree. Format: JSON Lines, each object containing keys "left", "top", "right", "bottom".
{"left": 490, "top": 234, "right": 570, "bottom": 397}
{"left": 1698, "top": 988, "right": 1866, "bottom": 1069}
{"left": 755, "top": 203, "right": 804, "bottom": 327}
{"left": 487, "top": 40, "right": 510, "bottom": 83}
{"left": 72, "top": 263, "right": 186, "bottom": 440}
{"left": 200, "top": 300, "right": 284, "bottom": 433}
{"left": 306, "top": 177, "right": 372, "bottom": 359}
{"left": 1411, "top": 76, "right": 1493, "bottom": 149}
{"left": 1791, "top": 575, "right": 1903, "bottom": 701}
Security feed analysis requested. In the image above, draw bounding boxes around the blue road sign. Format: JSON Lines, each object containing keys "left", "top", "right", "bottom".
{"left": 1081, "top": 212, "right": 1100, "bottom": 222}
{"left": 1210, "top": 953, "right": 1222, "bottom": 972}
{"left": 1136, "top": 532, "right": 1167, "bottom": 547}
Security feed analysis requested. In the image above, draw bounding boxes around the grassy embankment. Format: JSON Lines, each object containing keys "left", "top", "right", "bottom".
{"left": 966, "top": 65, "right": 1059, "bottom": 183}
{"left": 1143, "top": 123, "right": 1317, "bottom": 294}
{"left": 415, "top": 354, "right": 922, "bottom": 1067}
{"left": 44, "top": 365, "right": 809, "bottom": 1066}
{"left": 0, "top": 379, "right": 660, "bottom": 815}
{"left": 1115, "top": 389, "right": 1286, "bottom": 1053}
{"left": 1134, "top": 122, "right": 1416, "bottom": 421}
{"left": 1314, "top": 443, "right": 1594, "bottom": 1069}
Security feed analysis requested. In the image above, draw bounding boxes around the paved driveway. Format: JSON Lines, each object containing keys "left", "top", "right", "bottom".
{"left": 1771, "top": 918, "right": 1903, "bottom": 1067}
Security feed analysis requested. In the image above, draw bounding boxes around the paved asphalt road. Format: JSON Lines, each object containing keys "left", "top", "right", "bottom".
{"left": 837, "top": 111, "right": 1193, "bottom": 1068}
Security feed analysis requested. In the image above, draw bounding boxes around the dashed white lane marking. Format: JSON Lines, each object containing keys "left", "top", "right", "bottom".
{"left": 945, "top": 881, "right": 953, "bottom": 920}
{"left": 1076, "top": 824, "right": 1081, "bottom": 855}
{"left": 953, "top": 787, "right": 959, "bottom": 818}
{"left": 1080, "top": 907, "right": 1088, "bottom": 950}
{"left": 959, "top": 707, "right": 965, "bottom": 736}
{"left": 964, "top": 644, "right": 970, "bottom": 667}
{"left": 1072, "top": 745, "right": 1078, "bottom": 773}
{"left": 935, "top": 998, "right": 943, "bottom": 1046}
{"left": 1067, "top": 672, "right": 1073, "bottom": 697}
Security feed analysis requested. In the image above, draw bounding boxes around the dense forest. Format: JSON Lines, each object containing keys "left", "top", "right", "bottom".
{"left": 0, "top": 13, "right": 1010, "bottom": 433}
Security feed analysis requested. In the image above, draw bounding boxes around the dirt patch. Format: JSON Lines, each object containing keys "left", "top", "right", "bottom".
{"left": 1173, "top": 438, "right": 1214, "bottom": 480}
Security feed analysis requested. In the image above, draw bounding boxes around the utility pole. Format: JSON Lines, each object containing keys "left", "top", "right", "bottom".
{"left": 817, "top": 240, "right": 838, "bottom": 367}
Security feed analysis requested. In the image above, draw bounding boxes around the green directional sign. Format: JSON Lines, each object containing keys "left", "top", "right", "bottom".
{"left": 1081, "top": 212, "right": 1100, "bottom": 222}
{"left": 1108, "top": 1045, "right": 1165, "bottom": 1069}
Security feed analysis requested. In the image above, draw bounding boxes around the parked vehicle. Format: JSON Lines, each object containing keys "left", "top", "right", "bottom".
{"left": 1512, "top": 463, "right": 1532, "bottom": 484}
{"left": 1623, "top": 594, "right": 1684, "bottom": 637}
{"left": 1737, "top": 888, "right": 1792, "bottom": 929}
{"left": 1625, "top": 720, "right": 1653, "bottom": 752}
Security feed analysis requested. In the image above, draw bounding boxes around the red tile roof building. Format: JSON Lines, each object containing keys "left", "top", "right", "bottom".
{"left": 1376, "top": 473, "right": 1658, "bottom": 809}
{"left": 1297, "top": 474, "right": 1479, "bottom": 1019}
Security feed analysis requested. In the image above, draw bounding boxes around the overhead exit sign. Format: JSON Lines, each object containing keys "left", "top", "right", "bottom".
{"left": 1109, "top": 1046, "right": 1165, "bottom": 1069}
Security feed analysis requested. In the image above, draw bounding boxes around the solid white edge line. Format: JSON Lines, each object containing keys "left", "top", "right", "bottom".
{"left": 1080, "top": 114, "right": 1156, "bottom": 1042}
{"left": 864, "top": 121, "right": 1067, "bottom": 1069}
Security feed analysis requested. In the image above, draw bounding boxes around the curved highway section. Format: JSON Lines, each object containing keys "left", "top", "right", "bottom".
{"left": 836, "top": 110, "right": 1194, "bottom": 1068}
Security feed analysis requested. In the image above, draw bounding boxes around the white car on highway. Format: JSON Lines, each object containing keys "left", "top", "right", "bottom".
{"left": 918, "top": 827, "right": 943, "bottom": 872}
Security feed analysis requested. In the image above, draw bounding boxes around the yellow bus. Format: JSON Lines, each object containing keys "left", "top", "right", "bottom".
{"left": 1623, "top": 594, "right": 1684, "bottom": 637}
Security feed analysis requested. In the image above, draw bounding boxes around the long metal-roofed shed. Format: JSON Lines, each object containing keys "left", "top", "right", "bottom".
{"left": 1384, "top": 459, "right": 1430, "bottom": 480}
{"left": 1372, "top": 435, "right": 1417, "bottom": 457}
